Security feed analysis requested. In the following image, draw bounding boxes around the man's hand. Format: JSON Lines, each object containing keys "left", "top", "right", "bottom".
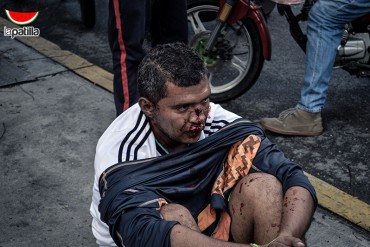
{"left": 261, "top": 235, "right": 305, "bottom": 247}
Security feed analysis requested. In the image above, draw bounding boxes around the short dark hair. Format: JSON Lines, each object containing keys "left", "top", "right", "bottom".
{"left": 138, "top": 42, "right": 208, "bottom": 104}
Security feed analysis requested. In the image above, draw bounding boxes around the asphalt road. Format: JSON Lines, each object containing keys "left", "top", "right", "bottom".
{"left": 5, "top": 0, "right": 368, "bottom": 204}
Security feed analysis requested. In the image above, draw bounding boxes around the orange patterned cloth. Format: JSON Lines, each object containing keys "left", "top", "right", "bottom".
{"left": 197, "top": 134, "right": 261, "bottom": 240}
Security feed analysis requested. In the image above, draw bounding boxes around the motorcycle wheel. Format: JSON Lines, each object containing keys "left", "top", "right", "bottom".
{"left": 187, "top": 0, "right": 265, "bottom": 102}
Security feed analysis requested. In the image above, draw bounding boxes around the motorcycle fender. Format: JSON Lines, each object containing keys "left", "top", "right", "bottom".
{"left": 219, "top": 0, "right": 272, "bottom": 60}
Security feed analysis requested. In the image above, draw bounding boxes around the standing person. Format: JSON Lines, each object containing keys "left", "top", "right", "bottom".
{"left": 90, "top": 42, "right": 317, "bottom": 247}
{"left": 108, "top": 0, "right": 188, "bottom": 116}
{"left": 260, "top": 0, "right": 370, "bottom": 136}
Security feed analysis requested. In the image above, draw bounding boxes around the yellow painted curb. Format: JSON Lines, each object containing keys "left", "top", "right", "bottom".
{"left": 1, "top": 16, "right": 369, "bottom": 232}
{"left": 305, "top": 173, "right": 370, "bottom": 231}
{"left": 75, "top": 66, "right": 113, "bottom": 92}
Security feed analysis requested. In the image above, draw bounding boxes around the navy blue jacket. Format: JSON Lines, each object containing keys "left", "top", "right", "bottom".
{"left": 99, "top": 119, "right": 317, "bottom": 247}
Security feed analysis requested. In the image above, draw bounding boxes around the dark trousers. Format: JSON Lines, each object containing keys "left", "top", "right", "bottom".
{"left": 108, "top": 0, "right": 188, "bottom": 116}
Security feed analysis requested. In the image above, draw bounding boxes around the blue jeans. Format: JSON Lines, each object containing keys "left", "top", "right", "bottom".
{"left": 297, "top": 0, "right": 370, "bottom": 113}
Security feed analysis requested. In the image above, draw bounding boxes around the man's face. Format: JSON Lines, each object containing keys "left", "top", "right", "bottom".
{"left": 149, "top": 79, "right": 211, "bottom": 151}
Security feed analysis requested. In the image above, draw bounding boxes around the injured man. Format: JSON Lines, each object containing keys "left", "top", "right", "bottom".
{"left": 90, "top": 42, "right": 317, "bottom": 247}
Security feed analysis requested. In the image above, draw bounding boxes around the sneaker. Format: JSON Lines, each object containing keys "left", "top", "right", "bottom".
{"left": 260, "top": 108, "right": 323, "bottom": 136}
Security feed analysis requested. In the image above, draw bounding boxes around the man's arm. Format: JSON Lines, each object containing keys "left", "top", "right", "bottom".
{"left": 271, "top": 186, "right": 315, "bottom": 246}
{"left": 281, "top": 186, "right": 315, "bottom": 238}
{"left": 161, "top": 203, "right": 250, "bottom": 247}
{"left": 170, "top": 224, "right": 250, "bottom": 247}
{"left": 248, "top": 131, "right": 317, "bottom": 246}
{"left": 162, "top": 201, "right": 310, "bottom": 247}
{"left": 116, "top": 204, "right": 255, "bottom": 247}
{"left": 169, "top": 223, "right": 309, "bottom": 247}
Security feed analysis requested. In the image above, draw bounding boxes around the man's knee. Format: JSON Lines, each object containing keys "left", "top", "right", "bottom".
{"left": 236, "top": 172, "right": 282, "bottom": 196}
{"left": 160, "top": 203, "right": 200, "bottom": 232}
{"left": 230, "top": 172, "right": 283, "bottom": 212}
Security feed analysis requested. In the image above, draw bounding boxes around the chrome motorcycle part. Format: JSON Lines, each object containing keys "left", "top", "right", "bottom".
{"left": 336, "top": 33, "right": 370, "bottom": 76}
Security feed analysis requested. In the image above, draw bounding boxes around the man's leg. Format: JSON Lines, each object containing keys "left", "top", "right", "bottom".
{"left": 161, "top": 204, "right": 251, "bottom": 247}
{"left": 299, "top": 0, "right": 370, "bottom": 113}
{"left": 160, "top": 203, "right": 201, "bottom": 232}
{"left": 151, "top": 0, "right": 188, "bottom": 45}
{"left": 229, "top": 173, "right": 283, "bottom": 244}
{"left": 260, "top": 0, "right": 370, "bottom": 136}
{"left": 110, "top": 0, "right": 150, "bottom": 116}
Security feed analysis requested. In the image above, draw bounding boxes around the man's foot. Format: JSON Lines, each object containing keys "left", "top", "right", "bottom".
{"left": 260, "top": 108, "right": 323, "bottom": 136}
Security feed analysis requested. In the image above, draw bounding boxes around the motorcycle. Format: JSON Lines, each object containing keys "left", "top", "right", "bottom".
{"left": 187, "top": 0, "right": 370, "bottom": 102}
{"left": 187, "top": 0, "right": 272, "bottom": 102}
{"left": 276, "top": 0, "right": 370, "bottom": 77}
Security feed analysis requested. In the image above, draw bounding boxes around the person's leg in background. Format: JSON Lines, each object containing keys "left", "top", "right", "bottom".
{"left": 109, "top": 0, "right": 151, "bottom": 116}
{"left": 299, "top": 0, "right": 370, "bottom": 114}
{"left": 150, "top": 0, "right": 188, "bottom": 46}
{"left": 260, "top": 0, "right": 370, "bottom": 136}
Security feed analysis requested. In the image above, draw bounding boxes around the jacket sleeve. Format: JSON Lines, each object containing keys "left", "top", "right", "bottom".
{"left": 110, "top": 207, "right": 178, "bottom": 247}
{"left": 251, "top": 131, "right": 318, "bottom": 207}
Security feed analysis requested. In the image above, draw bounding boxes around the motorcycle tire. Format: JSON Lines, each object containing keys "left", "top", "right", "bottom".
{"left": 79, "top": 0, "right": 96, "bottom": 29}
{"left": 187, "top": 0, "right": 265, "bottom": 102}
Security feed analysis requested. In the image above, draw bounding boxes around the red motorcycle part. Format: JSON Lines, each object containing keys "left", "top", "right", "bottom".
{"left": 219, "top": 0, "right": 272, "bottom": 60}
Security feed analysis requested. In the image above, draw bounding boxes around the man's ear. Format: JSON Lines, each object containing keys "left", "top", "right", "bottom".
{"left": 139, "top": 97, "right": 155, "bottom": 118}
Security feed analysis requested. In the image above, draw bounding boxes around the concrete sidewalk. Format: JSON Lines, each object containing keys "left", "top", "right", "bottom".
{"left": 0, "top": 32, "right": 369, "bottom": 246}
